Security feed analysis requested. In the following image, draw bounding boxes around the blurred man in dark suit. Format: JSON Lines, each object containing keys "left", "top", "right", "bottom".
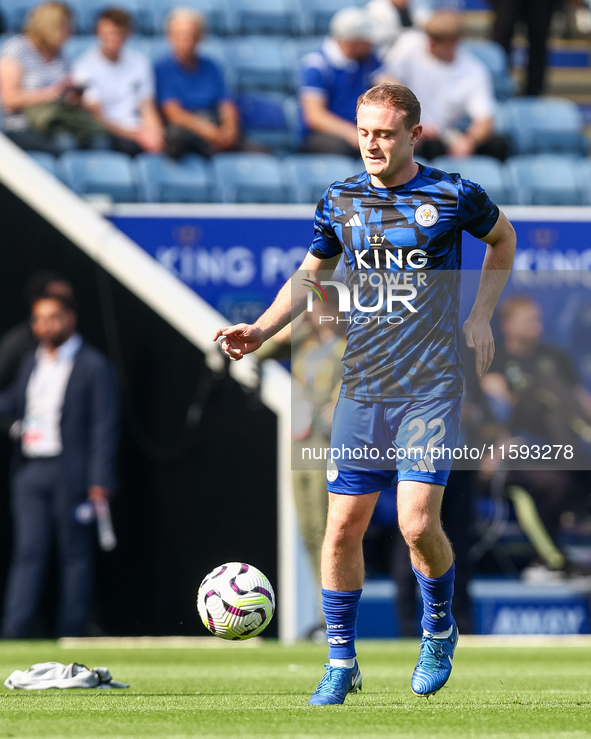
{"left": 0, "top": 293, "right": 118, "bottom": 638}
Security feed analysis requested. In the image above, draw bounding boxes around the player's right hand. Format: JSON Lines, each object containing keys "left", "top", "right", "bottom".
{"left": 213, "top": 324, "right": 264, "bottom": 360}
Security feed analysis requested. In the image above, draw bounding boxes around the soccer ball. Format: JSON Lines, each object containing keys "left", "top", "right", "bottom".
{"left": 196, "top": 562, "right": 275, "bottom": 640}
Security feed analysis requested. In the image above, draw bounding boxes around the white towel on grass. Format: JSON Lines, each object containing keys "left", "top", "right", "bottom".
{"left": 4, "top": 662, "right": 129, "bottom": 690}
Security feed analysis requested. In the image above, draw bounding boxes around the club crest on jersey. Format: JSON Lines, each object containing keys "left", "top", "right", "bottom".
{"left": 415, "top": 203, "right": 439, "bottom": 227}
{"left": 367, "top": 234, "right": 386, "bottom": 247}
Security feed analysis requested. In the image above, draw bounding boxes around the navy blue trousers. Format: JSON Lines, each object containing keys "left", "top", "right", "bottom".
{"left": 2, "top": 458, "right": 94, "bottom": 638}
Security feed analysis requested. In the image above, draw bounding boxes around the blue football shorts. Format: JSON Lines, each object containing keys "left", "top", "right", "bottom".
{"left": 326, "top": 396, "right": 462, "bottom": 494}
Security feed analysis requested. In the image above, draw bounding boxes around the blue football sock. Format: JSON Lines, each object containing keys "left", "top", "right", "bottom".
{"left": 412, "top": 562, "right": 455, "bottom": 634}
{"left": 321, "top": 588, "right": 362, "bottom": 660}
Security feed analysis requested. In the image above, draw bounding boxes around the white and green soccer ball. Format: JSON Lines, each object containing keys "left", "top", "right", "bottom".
{"left": 197, "top": 562, "right": 275, "bottom": 640}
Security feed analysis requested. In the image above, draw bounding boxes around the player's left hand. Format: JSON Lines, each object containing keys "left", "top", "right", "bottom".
{"left": 463, "top": 316, "right": 494, "bottom": 380}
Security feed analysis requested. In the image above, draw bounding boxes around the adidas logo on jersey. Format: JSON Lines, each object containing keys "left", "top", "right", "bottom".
{"left": 345, "top": 214, "right": 362, "bottom": 227}
{"left": 410, "top": 456, "right": 437, "bottom": 473}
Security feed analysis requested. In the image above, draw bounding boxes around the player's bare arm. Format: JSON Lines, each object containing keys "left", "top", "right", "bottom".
{"left": 213, "top": 252, "right": 341, "bottom": 360}
{"left": 463, "top": 211, "right": 516, "bottom": 379}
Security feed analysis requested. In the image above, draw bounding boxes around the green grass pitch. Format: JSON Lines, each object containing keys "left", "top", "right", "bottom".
{"left": 1, "top": 638, "right": 590, "bottom": 738}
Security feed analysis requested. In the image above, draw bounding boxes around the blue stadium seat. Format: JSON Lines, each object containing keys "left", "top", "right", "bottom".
{"left": 70, "top": 0, "right": 152, "bottom": 35}
{"left": 299, "top": 0, "right": 365, "bottom": 35}
{"left": 225, "top": 36, "right": 293, "bottom": 92}
{"left": 28, "top": 150, "right": 58, "bottom": 177}
{"left": 282, "top": 95, "right": 304, "bottom": 150}
{"left": 62, "top": 35, "right": 96, "bottom": 64}
{"left": 135, "top": 154, "right": 211, "bottom": 202}
{"left": 285, "top": 36, "right": 324, "bottom": 88}
{"left": 431, "top": 155, "right": 512, "bottom": 204}
{"left": 1, "top": 0, "right": 35, "bottom": 32}
{"left": 197, "top": 36, "right": 227, "bottom": 66}
{"left": 211, "top": 153, "right": 289, "bottom": 202}
{"left": 134, "top": 35, "right": 169, "bottom": 62}
{"left": 503, "top": 98, "right": 587, "bottom": 155}
{"left": 288, "top": 36, "right": 324, "bottom": 62}
{"left": 139, "top": 35, "right": 226, "bottom": 65}
{"left": 236, "top": 93, "right": 296, "bottom": 153}
{"left": 576, "top": 159, "right": 591, "bottom": 206}
{"left": 59, "top": 151, "right": 138, "bottom": 202}
{"left": 461, "top": 39, "right": 516, "bottom": 101}
{"left": 505, "top": 154, "right": 584, "bottom": 205}
{"left": 148, "top": 0, "right": 229, "bottom": 36}
{"left": 228, "top": 0, "right": 303, "bottom": 36}
{"left": 284, "top": 154, "right": 363, "bottom": 203}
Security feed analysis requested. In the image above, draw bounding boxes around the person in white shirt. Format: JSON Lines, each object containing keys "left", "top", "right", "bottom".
{"left": 365, "top": 0, "right": 435, "bottom": 58}
{"left": 73, "top": 7, "right": 164, "bottom": 156}
{"left": 384, "top": 11, "right": 508, "bottom": 160}
{"left": 0, "top": 293, "right": 118, "bottom": 639}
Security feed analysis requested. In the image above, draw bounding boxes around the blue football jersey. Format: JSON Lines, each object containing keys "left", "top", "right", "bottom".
{"left": 308, "top": 164, "right": 499, "bottom": 402}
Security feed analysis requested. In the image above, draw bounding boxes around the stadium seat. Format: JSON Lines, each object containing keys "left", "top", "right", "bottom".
{"left": 70, "top": 0, "right": 152, "bottom": 35}
{"left": 28, "top": 150, "right": 58, "bottom": 177}
{"left": 284, "top": 154, "right": 364, "bottom": 203}
{"left": 299, "top": 0, "right": 364, "bottom": 35}
{"left": 431, "top": 155, "right": 512, "bottom": 205}
{"left": 576, "top": 159, "right": 591, "bottom": 206}
{"left": 228, "top": 0, "right": 303, "bottom": 36}
{"left": 502, "top": 98, "right": 587, "bottom": 155}
{"left": 59, "top": 151, "right": 138, "bottom": 202}
{"left": 505, "top": 154, "right": 584, "bottom": 205}
{"left": 135, "top": 153, "right": 211, "bottom": 202}
{"left": 1, "top": 0, "right": 35, "bottom": 32}
{"left": 62, "top": 35, "right": 96, "bottom": 64}
{"left": 149, "top": 0, "right": 229, "bottom": 36}
{"left": 134, "top": 35, "right": 169, "bottom": 62}
{"left": 211, "top": 153, "right": 289, "bottom": 203}
{"left": 461, "top": 39, "right": 516, "bottom": 101}
{"left": 236, "top": 93, "right": 296, "bottom": 153}
{"left": 284, "top": 36, "right": 324, "bottom": 88}
{"left": 225, "top": 36, "right": 294, "bottom": 92}
{"left": 137, "top": 34, "right": 225, "bottom": 65}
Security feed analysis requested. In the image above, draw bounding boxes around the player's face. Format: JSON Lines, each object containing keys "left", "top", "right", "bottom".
{"left": 31, "top": 298, "right": 77, "bottom": 348}
{"left": 357, "top": 104, "right": 421, "bottom": 186}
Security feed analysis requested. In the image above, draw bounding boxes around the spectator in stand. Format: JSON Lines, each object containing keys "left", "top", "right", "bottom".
{"left": 72, "top": 8, "right": 164, "bottom": 156}
{"left": 0, "top": 2, "right": 105, "bottom": 154}
{"left": 0, "top": 292, "right": 118, "bottom": 638}
{"left": 298, "top": 6, "right": 382, "bottom": 158}
{"left": 155, "top": 8, "right": 241, "bottom": 159}
{"left": 365, "top": 0, "right": 416, "bottom": 58}
{"left": 384, "top": 11, "right": 508, "bottom": 160}
{"left": 491, "top": 0, "right": 559, "bottom": 97}
{"left": 482, "top": 295, "right": 591, "bottom": 581}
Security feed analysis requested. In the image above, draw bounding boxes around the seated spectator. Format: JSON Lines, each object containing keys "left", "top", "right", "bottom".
{"left": 299, "top": 7, "right": 382, "bottom": 158}
{"left": 482, "top": 295, "right": 591, "bottom": 580}
{"left": 365, "top": 0, "right": 415, "bottom": 58}
{"left": 155, "top": 8, "right": 241, "bottom": 159}
{"left": 0, "top": 2, "right": 105, "bottom": 154}
{"left": 384, "top": 11, "right": 508, "bottom": 160}
{"left": 72, "top": 8, "right": 164, "bottom": 157}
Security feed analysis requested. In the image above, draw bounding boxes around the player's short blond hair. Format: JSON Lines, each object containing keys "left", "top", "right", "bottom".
{"left": 356, "top": 83, "right": 421, "bottom": 130}
{"left": 25, "top": 2, "right": 71, "bottom": 51}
